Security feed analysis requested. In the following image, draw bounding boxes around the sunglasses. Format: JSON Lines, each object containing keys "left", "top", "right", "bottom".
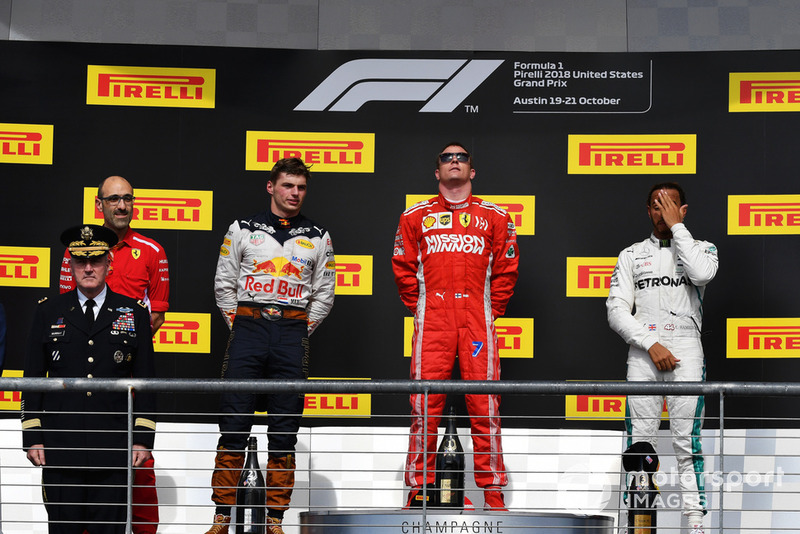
{"left": 99, "top": 194, "right": 135, "bottom": 204}
{"left": 438, "top": 152, "right": 470, "bottom": 163}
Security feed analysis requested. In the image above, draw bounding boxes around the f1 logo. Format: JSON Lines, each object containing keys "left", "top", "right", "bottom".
{"left": 295, "top": 59, "right": 503, "bottom": 112}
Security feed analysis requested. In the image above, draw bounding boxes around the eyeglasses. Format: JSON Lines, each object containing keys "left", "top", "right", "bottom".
{"left": 438, "top": 152, "right": 470, "bottom": 163}
{"left": 99, "top": 194, "right": 135, "bottom": 204}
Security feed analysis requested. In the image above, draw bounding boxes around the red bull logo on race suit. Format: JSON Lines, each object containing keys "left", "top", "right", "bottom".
{"left": 246, "top": 257, "right": 306, "bottom": 298}
{"left": 253, "top": 258, "right": 278, "bottom": 274}
{"left": 252, "top": 257, "right": 305, "bottom": 279}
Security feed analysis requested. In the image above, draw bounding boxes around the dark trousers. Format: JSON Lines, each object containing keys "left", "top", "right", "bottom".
{"left": 42, "top": 466, "right": 127, "bottom": 534}
{"left": 217, "top": 315, "right": 309, "bottom": 453}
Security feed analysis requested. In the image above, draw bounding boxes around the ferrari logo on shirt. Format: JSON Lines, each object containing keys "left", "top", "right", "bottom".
{"left": 459, "top": 213, "right": 471, "bottom": 228}
{"left": 131, "top": 249, "right": 141, "bottom": 259}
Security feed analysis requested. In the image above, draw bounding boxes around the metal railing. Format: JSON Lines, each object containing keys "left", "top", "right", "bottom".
{"left": 1, "top": 378, "right": 799, "bottom": 533}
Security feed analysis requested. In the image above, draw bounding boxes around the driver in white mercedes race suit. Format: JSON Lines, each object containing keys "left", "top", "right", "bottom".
{"left": 606, "top": 182, "right": 718, "bottom": 534}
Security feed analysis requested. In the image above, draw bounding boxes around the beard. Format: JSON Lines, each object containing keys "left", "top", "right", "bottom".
{"left": 106, "top": 210, "right": 133, "bottom": 231}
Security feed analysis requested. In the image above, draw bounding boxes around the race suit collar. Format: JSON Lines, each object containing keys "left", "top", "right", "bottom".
{"left": 649, "top": 233, "right": 671, "bottom": 248}
{"left": 438, "top": 192, "right": 473, "bottom": 211}
{"left": 266, "top": 209, "right": 303, "bottom": 229}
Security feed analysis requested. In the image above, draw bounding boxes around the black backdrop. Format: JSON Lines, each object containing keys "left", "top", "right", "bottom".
{"left": 2, "top": 42, "right": 799, "bottom": 428}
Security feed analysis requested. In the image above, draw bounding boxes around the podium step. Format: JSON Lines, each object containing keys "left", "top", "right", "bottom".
{"left": 301, "top": 509, "right": 615, "bottom": 533}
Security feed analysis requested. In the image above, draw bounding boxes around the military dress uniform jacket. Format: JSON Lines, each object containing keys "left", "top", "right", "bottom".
{"left": 21, "top": 289, "right": 156, "bottom": 468}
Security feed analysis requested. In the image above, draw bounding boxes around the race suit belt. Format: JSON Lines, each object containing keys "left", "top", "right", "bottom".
{"left": 236, "top": 304, "right": 308, "bottom": 322}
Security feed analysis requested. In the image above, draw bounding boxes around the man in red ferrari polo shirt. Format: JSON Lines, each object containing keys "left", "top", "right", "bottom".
{"left": 59, "top": 175, "right": 169, "bottom": 534}
{"left": 60, "top": 176, "right": 169, "bottom": 333}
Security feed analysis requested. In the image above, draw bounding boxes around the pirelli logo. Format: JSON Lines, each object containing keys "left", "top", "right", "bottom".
{"left": 404, "top": 317, "right": 533, "bottom": 358}
{"left": 87, "top": 65, "right": 216, "bottom": 108}
{"left": 495, "top": 318, "right": 534, "bottom": 358}
{"left": 0, "top": 123, "right": 54, "bottom": 165}
{"left": 83, "top": 187, "right": 213, "bottom": 230}
{"left": 153, "top": 313, "right": 211, "bottom": 354}
{"left": 728, "top": 195, "right": 800, "bottom": 235}
{"left": 246, "top": 131, "right": 375, "bottom": 173}
{"left": 335, "top": 255, "right": 373, "bottom": 295}
{"left": 405, "top": 194, "right": 535, "bottom": 236}
{"left": 0, "top": 246, "right": 50, "bottom": 287}
{"left": 304, "top": 393, "right": 370, "bottom": 417}
{"left": 727, "top": 318, "right": 800, "bottom": 358}
{"left": 566, "top": 394, "right": 626, "bottom": 420}
{"left": 567, "top": 134, "right": 697, "bottom": 174}
{"left": 730, "top": 72, "right": 800, "bottom": 112}
{"left": 0, "top": 370, "right": 23, "bottom": 412}
{"left": 566, "top": 257, "right": 618, "bottom": 297}
{"left": 565, "top": 390, "right": 668, "bottom": 420}
{"left": 304, "top": 378, "right": 371, "bottom": 418}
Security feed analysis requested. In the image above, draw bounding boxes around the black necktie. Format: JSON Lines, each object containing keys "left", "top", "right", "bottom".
{"left": 85, "top": 299, "right": 95, "bottom": 328}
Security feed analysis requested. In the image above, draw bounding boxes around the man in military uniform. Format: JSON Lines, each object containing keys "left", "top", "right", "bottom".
{"left": 22, "top": 224, "right": 156, "bottom": 534}
{"left": 58, "top": 175, "right": 169, "bottom": 534}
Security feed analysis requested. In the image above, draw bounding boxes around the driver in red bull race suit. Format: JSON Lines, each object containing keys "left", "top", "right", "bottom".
{"left": 206, "top": 158, "right": 335, "bottom": 534}
{"left": 392, "top": 142, "right": 519, "bottom": 511}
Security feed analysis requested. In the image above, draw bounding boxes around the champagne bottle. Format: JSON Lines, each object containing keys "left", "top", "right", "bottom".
{"left": 627, "top": 471, "right": 657, "bottom": 533}
{"left": 623, "top": 442, "right": 659, "bottom": 534}
{"left": 435, "top": 406, "right": 465, "bottom": 508}
{"left": 235, "top": 436, "right": 266, "bottom": 534}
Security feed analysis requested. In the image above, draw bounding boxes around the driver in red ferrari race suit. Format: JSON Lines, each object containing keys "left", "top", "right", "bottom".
{"left": 392, "top": 142, "right": 519, "bottom": 511}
